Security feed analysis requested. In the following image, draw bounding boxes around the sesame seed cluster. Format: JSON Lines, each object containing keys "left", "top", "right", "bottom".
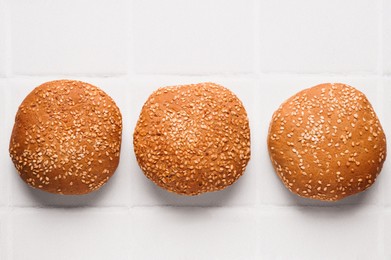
{"left": 268, "top": 83, "right": 387, "bottom": 201}
{"left": 133, "top": 82, "right": 251, "bottom": 195}
{"left": 9, "top": 80, "right": 122, "bottom": 195}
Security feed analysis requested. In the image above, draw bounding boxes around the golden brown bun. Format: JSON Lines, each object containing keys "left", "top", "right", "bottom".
{"left": 268, "top": 83, "right": 387, "bottom": 201}
{"left": 133, "top": 82, "right": 251, "bottom": 195}
{"left": 9, "top": 80, "right": 122, "bottom": 195}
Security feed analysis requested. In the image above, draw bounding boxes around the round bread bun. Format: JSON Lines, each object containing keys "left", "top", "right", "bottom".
{"left": 133, "top": 82, "right": 251, "bottom": 195}
{"left": 268, "top": 83, "right": 386, "bottom": 201}
{"left": 9, "top": 80, "right": 122, "bottom": 195}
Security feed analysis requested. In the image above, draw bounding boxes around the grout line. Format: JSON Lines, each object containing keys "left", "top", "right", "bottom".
{"left": 127, "top": 0, "right": 135, "bottom": 76}
{"left": 0, "top": 2, "right": 389, "bottom": 259}
{"left": 253, "top": 0, "right": 261, "bottom": 77}
{"left": 5, "top": 207, "right": 13, "bottom": 260}
{"left": 378, "top": 0, "right": 384, "bottom": 77}
{"left": 379, "top": 207, "right": 386, "bottom": 259}
{"left": 379, "top": 196, "right": 386, "bottom": 258}
{"left": 0, "top": 0, "right": 3, "bottom": 77}
{"left": 0, "top": 203, "right": 382, "bottom": 210}
{"left": 7, "top": 205, "right": 131, "bottom": 212}
{"left": 1, "top": 72, "right": 387, "bottom": 81}
{"left": 251, "top": 79, "right": 263, "bottom": 208}
{"left": 3, "top": 0, "right": 12, "bottom": 77}
{"left": 377, "top": 0, "right": 385, "bottom": 258}
{"left": 4, "top": 73, "right": 129, "bottom": 79}
{"left": 4, "top": 86, "right": 11, "bottom": 210}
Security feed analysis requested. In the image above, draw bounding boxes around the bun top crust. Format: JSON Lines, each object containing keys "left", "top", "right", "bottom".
{"left": 133, "top": 82, "right": 251, "bottom": 195}
{"left": 268, "top": 83, "right": 386, "bottom": 201}
{"left": 9, "top": 80, "right": 122, "bottom": 195}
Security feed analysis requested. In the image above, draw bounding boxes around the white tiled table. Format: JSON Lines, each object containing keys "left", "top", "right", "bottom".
{"left": 0, "top": 0, "right": 390, "bottom": 259}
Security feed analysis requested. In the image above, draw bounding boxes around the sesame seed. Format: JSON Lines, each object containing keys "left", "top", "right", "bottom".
{"left": 9, "top": 80, "right": 122, "bottom": 195}
{"left": 133, "top": 82, "right": 250, "bottom": 195}
{"left": 267, "top": 82, "right": 386, "bottom": 201}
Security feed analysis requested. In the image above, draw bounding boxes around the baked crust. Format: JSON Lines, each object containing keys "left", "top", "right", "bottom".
{"left": 133, "top": 82, "right": 251, "bottom": 195}
{"left": 268, "top": 83, "right": 386, "bottom": 201}
{"left": 9, "top": 80, "right": 122, "bottom": 195}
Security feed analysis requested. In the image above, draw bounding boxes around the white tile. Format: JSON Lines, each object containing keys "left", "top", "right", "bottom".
{"left": 8, "top": 0, "right": 128, "bottom": 75}
{"left": 130, "top": 207, "right": 257, "bottom": 260}
{"left": 0, "top": 80, "right": 8, "bottom": 206}
{"left": 127, "top": 77, "right": 258, "bottom": 206}
{"left": 6, "top": 78, "right": 132, "bottom": 207}
{"left": 258, "top": 76, "right": 383, "bottom": 206}
{"left": 132, "top": 0, "right": 256, "bottom": 74}
{"left": 383, "top": 80, "right": 391, "bottom": 206}
{"left": 0, "top": 212, "right": 8, "bottom": 260}
{"left": 384, "top": 0, "right": 391, "bottom": 74}
{"left": 0, "top": 0, "right": 7, "bottom": 76}
{"left": 258, "top": 207, "right": 381, "bottom": 259}
{"left": 259, "top": 0, "right": 379, "bottom": 73}
{"left": 12, "top": 209, "right": 130, "bottom": 260}
{"left": 384, "top": 211, "right": 391, "bottom": 258}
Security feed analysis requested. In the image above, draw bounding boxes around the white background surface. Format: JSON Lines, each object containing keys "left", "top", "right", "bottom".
{"left": 0, "top": 0, "right": 390, "bottom": 259}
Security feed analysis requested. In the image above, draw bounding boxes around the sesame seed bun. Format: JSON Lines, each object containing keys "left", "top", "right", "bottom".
{"left": 133, "top": 82, "right": 251, "bottom": 195}
{"left": 9, "top": 80, "right": 122, "bottom": 195}
{"left": 268, "top": 83, "right": 387, "bottom": 201}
